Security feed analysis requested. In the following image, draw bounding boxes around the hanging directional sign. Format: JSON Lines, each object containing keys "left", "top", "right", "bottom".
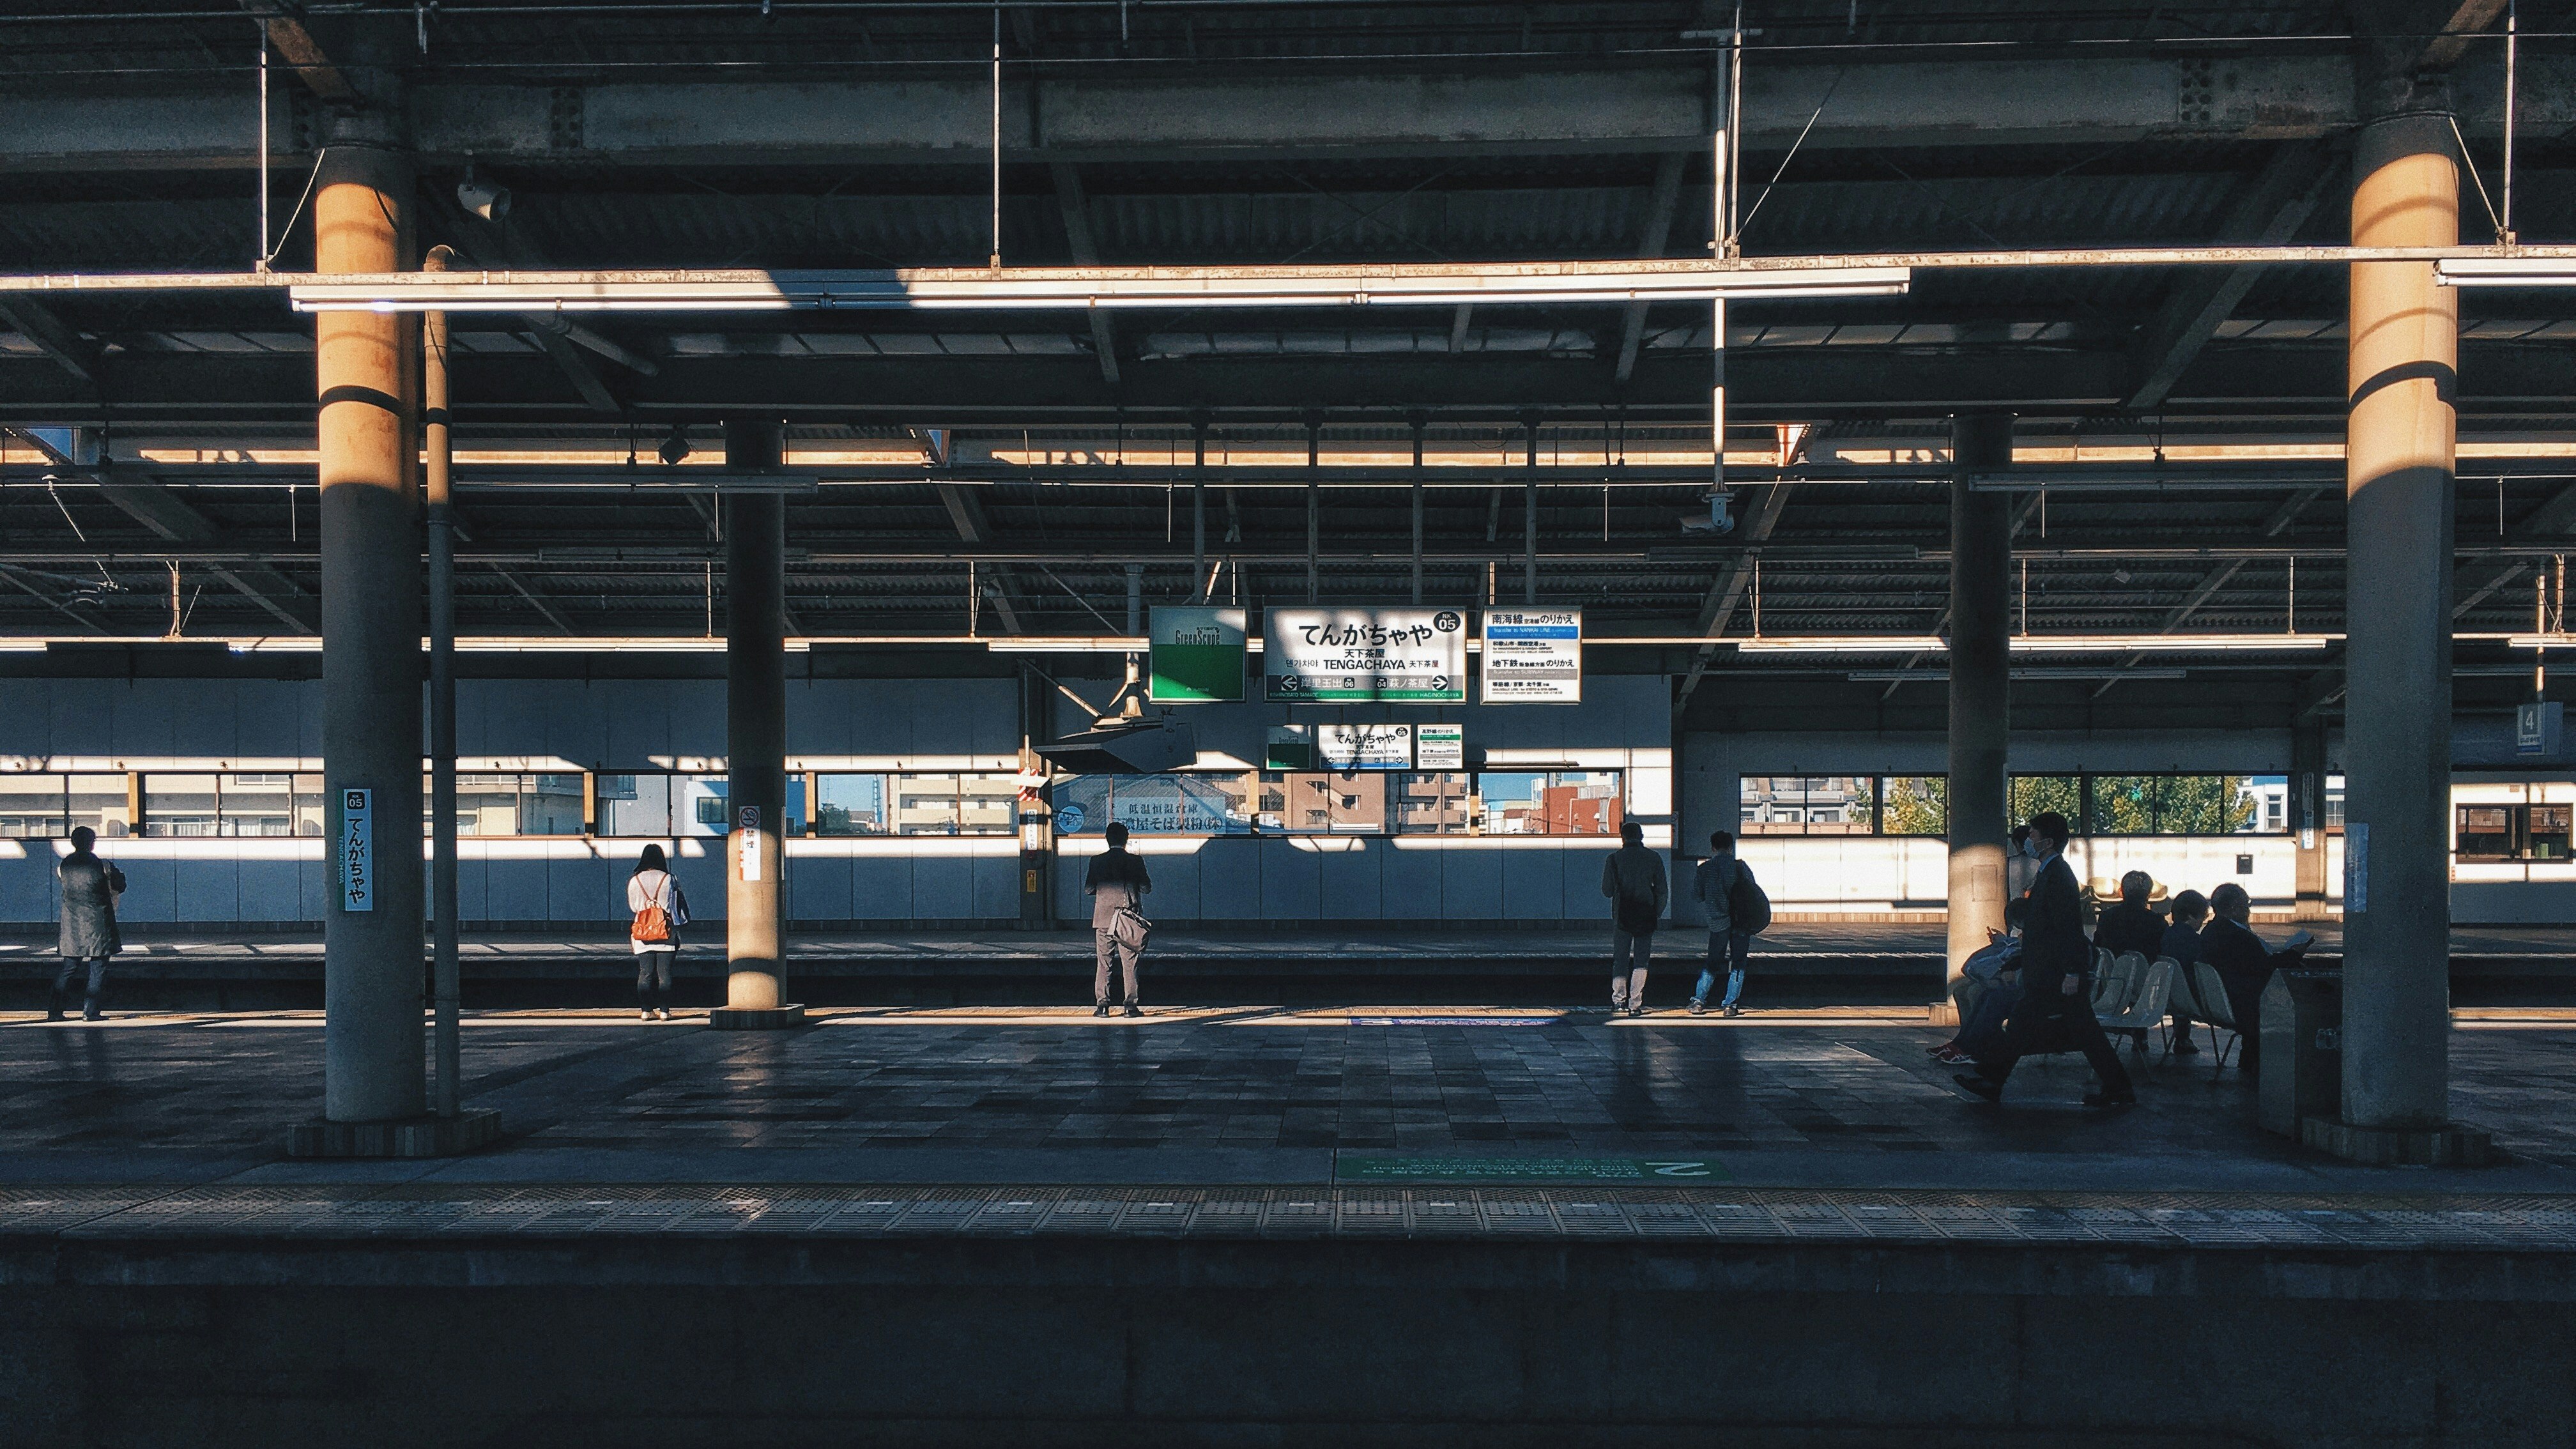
{"left": 1265, "top": 607, "right": 1466, "bottom": 703}
{"left": 1480, "top": 607, "right": 1583, "bottom": 703}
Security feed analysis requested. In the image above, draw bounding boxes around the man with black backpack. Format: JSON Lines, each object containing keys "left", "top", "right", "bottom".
{"left": 1690, "top": 829, "right": 1768, "bottom": 1016}
{"left": 1599, "top": 820, "right": 1667, "bottom": 1016}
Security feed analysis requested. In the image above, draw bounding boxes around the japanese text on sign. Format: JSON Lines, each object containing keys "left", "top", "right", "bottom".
{"left": 1265, "top": 607, "right": 1466, "bottom": 703}
{"left": 340, "top": 788, "right": 374, "bottom": 913}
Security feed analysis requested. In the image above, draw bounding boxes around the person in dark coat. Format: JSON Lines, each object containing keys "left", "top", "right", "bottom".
{"left": 54, "top": 826, "right": 125, "bottom": 1022}
{"left": 1600, "top": 820, "right": 1668, "bottom": 1016}
{"left": 1956, "top": 812, "right": 2137, "bottom": 1107}
{"left": 2159, "top": 889, "right": 2209, "bottom": 1054}
{"left": 2198, "top": 882, "right": 2305, "bottom": 1082}
{"left": 2092, "top": 871, "right": 2166, "bottom": 959}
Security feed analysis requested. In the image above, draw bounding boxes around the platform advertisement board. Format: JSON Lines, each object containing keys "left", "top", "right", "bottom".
{"left": 1480, "top": 607, "right": 1583, "bottom": 703}
{"left": 1264, "top": 606, "right": 1467, "bottom": 703}
{"left": 1149, "top": 606, "right": 1248, "bottom": 702}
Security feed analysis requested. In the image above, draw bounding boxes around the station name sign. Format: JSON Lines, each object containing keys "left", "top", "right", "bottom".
{"left": 1265, "top": 607, "right": 1466, "bottom": 703}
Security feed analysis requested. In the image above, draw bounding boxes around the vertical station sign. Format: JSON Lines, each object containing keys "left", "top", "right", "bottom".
{"left": 1480, "top": 607, "right": 1583, "bottom": 703}
{"left": 1149, "top": 606, "right": 1248, "bottom": 702}
{"left": 1265, "top": 607, "right": 1466, "bottom": 703}
{"left": 737, "top": 805, "right": 763, "bottom": 882}
{"left": 339, "top": 788, "right": 374, "bottom": 912}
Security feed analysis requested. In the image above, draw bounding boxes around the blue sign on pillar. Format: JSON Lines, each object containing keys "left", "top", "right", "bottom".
{"left": 340, "top": 788, "right": 374, "bottom": 912}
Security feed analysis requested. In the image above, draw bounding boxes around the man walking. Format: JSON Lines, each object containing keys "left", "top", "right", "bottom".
{"left": 1955, "top": 811, "right": 2136, "bottom": 1108}
{"left": 53, "top": 826, "right": 125, "bottom": 1022}
{"left": 1600, "top": 820, "right": 1667, "bottom": 1016}
{"left": 1084, "top": 821, "right": 1152, "bottom": 1018}
{"left": 1690, "top": 829, "right": 1755, "bottom": 1016}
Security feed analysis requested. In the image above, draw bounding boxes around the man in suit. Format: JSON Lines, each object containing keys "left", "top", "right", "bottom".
{"left": 1084, "top": 822, "right": 1152, "bottom": 1017}
{"left": 1956, "top": 811, "right": 2137, "bottom": 1107}
{"left": 2199, "top": 882, "right": 2303, "bottom": 1082}
{"left": 2092, "top": 870, "right": 2166, "bottom": 959}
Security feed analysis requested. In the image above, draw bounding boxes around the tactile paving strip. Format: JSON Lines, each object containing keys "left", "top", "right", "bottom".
{"left": 12, "top": 1183, "right": 2575, "bottom": 1250}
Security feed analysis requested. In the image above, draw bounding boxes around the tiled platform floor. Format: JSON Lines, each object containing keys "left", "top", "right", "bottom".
{"left": 4, "top": 1006, "right": 2571, "bottom": 1187}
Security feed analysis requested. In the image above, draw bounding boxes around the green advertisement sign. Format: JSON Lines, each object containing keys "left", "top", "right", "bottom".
{"left": 1148, "top": 606, "right": 1247, "bottom": 702}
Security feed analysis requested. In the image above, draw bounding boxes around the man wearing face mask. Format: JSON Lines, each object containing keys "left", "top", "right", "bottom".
{"left": 1956, "top": 811, "right": 2136, "bottom": 1108}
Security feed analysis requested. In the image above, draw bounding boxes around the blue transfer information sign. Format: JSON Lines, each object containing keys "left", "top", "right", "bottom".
{"left": 339, "top": 788, "right": 374, "bottom": 913}
{"left": 1480, "top": 607, "right": 1582, "bottom": 703}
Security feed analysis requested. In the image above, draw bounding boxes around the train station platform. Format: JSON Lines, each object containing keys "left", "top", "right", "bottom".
{"left": 4, "top": 1006, "right": 2572, "bottom": 1446}
{"left": 8, "top": 920, "right": 2576, "bottom": 1009}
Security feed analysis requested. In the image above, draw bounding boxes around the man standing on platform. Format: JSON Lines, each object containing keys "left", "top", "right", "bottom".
{"left": 52, "top": 826, "right": 125, "bottom": 1022}
{"left": 1085, "top": 822, "right": 1153, "bottom": 1018}
{"left": 1602, "top": 820, "right": 1667, "bottom": 1016}
{"left": 1956, "top": 811, "right": 2136, "bottom": 1108}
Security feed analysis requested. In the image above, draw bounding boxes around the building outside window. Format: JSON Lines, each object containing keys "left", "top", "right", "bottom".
{"left": 1397, "top": 772, "right": 1472, "bottom": 834}
{"left": 140, "top": 773, "right": 323, "bottom": 838}
{"left": 1479, "top": 771, "right": 1620, "bottom": 836}
{"left": 1740, "top": 776, "right": 1875, "bottom": 835}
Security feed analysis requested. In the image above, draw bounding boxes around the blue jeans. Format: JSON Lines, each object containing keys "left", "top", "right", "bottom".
{"left": 1695, "top": 931, "right": 1750, "bottom": 1008}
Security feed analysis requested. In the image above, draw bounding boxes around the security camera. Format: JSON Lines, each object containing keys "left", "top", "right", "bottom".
{"left": 457, "top": 165, "right": 510, "bottom": 223}
{"left": 1680, "top": 489, "right": 1736, "bottom": 535}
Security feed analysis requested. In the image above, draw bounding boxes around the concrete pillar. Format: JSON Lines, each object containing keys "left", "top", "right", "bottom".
{"left": 2290, "top": 719, "right": 2331, "bottom": 919}
{"left": 2338, "top": 113, "right": 2459, "bottom": 1136}
{"left": 316, "top": 132, "right": 425, "bottom": 1124}
{"left": 1943, "top": 413, "right": 2014, "bottom": 996}
{"left": 422, "top": 245, "right": 462, "bottom": 1120}
{"left": 717, "top": 417, "right": 799, "bottom": 1027}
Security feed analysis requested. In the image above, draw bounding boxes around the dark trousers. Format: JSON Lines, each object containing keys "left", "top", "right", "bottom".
{"left": 636, "top": 949, "right": 676, "bottom": 1002}
{"left": 1977, "top": 997, "right": 2135, "bottom": 1100}
{"left": 51, "top": 956, "right": 107, "bottom": 1018}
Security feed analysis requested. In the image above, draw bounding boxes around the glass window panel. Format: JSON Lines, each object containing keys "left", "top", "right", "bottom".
{"left": 678, "top": 776, "right": 728, "bottom": 836}
{"left": 2244, "top": 775, "right": 2290, "bottom": 834}
{"left": 2530, "top": 804, "right": 2573, "bottom": 861}
{"left": 595, "top": 773, "right": 671, "bottom": 837}
{"left": 1397, "top": 772, "right": 1472, "bottom": 834}
{"left": 143, "top": 773, "right": 220, "bottom": 837}
{"left": 519, "top": 773, "right": 586, "bottom": 835}
{"left": 0, "top": 775, "right": 65, "bottom": 838}
{"left": 1478, "top": 771, "right": 1620, "bottom": 836}
{"left": 70, "top": 774, "right": 132, "bottom": 837}
{"left": 1738, "top": 776, "right": 1806, "bottom": 835}
{"left": 1799, "top": 776, "right": 1874, "bottom": 835}
{"left": 1278, "top": 770, "right": 1388, "bottom": 833}
{"left": 2090, "top": 774, "right": 2158, "bottom": 835}
{"left": 2159, "top": 776, "right": 2232, "bottom": 835}
{"left": 2457, "top": 804, "right": 2517, "bottom": 860}
{"left": 1880, "top": 776, "right": 1947, "bottom": 836}
{"left": 2008, "top": 776, "right": 2081, "bottom": 830}
{"left": 1052, "top": 774, "right": 1108, "bottom": 834}
{"left": 786, "top": 775, "right": 808, "bottom": 836}
{"left": 956, "top": 774, "right": 1018, "bottom": 836}
{"left": 1065, "top": 773, "right": 1257, "bottom": 834}
{"left": 291, "top": 774, "right": 326, "bottom": 836}
{"left": 452, "top": 772, "right": 521, "bottom": 836}
{"left": 2325, "top": 774, "right": 2345, "bottom": 832}
{"left": 815, "top": 773, "right": 889, "bottom": 836}
{"left": 896, "top": 774, "right": 964, "bottom": 835}
{"left": 218, "top": 773, "right": 298, "bottom": 838}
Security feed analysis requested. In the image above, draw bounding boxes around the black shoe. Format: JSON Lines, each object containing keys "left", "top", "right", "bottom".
{"left": 1953, "top": 1073, "right": 2002, "bottom": 1103}
{"left": 2171, "top": 1038, "right": 2200, "bottom": 1055}
{"left": 45, "top": 1009, "right": 64, "bottom": 1022}
{"left": 1093, "top": 1004, "right": 1112, "bottom": 1016}
{"left": 1123, "top": 1005, "right": 1143, "bottom": 1018}
{"left": 2083, "top": 1091, "right": 2137, "bottom": 1109}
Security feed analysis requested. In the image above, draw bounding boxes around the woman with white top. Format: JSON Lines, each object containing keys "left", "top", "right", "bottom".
{"left": 627, "top": 843, "right": 687, "bottom": 1020}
